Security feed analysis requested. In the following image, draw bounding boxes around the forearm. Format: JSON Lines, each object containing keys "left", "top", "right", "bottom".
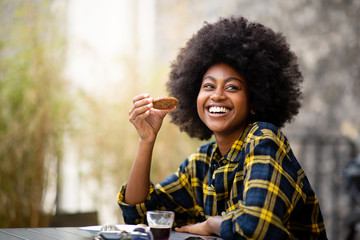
{"left": 125, "top": 138, "right": 155, "bottom": 205}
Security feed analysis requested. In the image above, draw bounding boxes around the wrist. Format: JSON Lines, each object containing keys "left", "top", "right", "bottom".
{"left": 139, "top": 135, "right": 156, "bottom": 145}
{"left": 205, "top": 216, "right": 222, "bottom": 236}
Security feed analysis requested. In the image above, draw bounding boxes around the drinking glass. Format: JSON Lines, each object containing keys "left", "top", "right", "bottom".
{"left": 146, "top": 211, "right": 175, "bottom": 240}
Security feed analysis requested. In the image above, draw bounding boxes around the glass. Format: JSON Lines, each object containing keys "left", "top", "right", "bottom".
{"left": 146, "top": 210, "right": 175, "bottom": 240}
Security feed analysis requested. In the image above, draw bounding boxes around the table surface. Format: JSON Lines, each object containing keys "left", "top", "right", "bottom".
{"left": 0, "top": 227, "right": 221, "bottom": 240}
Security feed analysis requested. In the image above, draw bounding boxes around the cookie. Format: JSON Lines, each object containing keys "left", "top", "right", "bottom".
{"left": 153, "top": 97, "right": 179, "bottom": 110}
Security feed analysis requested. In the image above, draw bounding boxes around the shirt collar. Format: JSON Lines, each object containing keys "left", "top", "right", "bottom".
{"left": 211, "top": 123, "right": 253, "bottom": 163}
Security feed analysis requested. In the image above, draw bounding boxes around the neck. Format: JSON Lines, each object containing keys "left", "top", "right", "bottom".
{"left": 214, "top": 127, "right": 247, "bottom": 156}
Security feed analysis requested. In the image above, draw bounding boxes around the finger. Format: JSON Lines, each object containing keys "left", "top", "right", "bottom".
{"left": 175, "top": 227, "right": 185, "bottom": 232}
{"left": 129, "top": 110, "right": 149, "bottom": 124}
{"left": 129, "top": 97, "right": 153, "bottom": 115}
{"left": 175, "top": 226, "right": 191, "bottom": 233}
{"left": 129, "top": 93, "right": 151, "bottom": 114}
{"left": 129, "top": 103, "right": 152, "bottom": 122}
{"left": 150, "top": 106, "right": 176, "bottom": 119}
{"left": 132, "top": 93, "right": 150, "bottom": 103}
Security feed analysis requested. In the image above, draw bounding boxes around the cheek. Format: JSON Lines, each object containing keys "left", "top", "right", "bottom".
{"left": 235, "top": 95, "right": 250, "bottom": 113}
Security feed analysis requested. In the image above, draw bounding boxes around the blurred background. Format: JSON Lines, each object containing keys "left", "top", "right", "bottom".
{"left": 0, "top": 0, "right": 359, "bottom": 239}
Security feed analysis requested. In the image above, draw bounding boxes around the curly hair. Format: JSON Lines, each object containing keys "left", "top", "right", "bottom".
{"left": 167, "top": 16, "right": 303, "bottom": 140}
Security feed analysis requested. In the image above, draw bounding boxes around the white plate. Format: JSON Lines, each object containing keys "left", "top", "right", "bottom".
{"left": 99, "top": 231, "right": 127, "bottom": 240}
{"left": 79, "top": 224, "right": 141, "bottom": 236}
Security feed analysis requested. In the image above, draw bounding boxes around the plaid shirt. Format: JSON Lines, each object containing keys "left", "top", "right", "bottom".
{"left": 118, "top": 122, "right": 327, "bottom": 239}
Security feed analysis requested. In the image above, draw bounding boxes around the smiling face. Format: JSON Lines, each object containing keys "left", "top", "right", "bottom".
{"left": 197, "top": 63, "right": 251, "bottom": 139}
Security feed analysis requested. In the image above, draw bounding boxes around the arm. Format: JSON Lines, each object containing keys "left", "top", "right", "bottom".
{"left": 124, "top": 138, "right": 154, "bottom": 205}
{"left": 125, "top": 93, "right": 175, "bottom": 205}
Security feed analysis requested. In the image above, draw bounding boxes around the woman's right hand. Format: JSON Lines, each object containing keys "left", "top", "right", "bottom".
{"left": 129, "top": 93, "right": 174, "bottom": 142}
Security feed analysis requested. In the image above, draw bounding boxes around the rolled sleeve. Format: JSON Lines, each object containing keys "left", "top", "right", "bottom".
{"left": 117, "top": 183, "right": 159, "bottom": 224}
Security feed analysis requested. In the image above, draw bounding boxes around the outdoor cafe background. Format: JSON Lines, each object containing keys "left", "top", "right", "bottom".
{"left": 1, "top": 0, "right": 359, "bottom": 240}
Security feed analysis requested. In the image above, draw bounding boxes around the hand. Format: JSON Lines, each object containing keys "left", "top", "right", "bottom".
{"left": 175, "top": 222, "right": 211, "bottom": 236}
{"left": 175, "top": 216, "right": 222, "bottom": 236}
{"left": 129, "top": 93, "right": 175, "bottom": 142}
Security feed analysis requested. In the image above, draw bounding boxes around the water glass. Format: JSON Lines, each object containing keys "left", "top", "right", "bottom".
{"left": 146, "top": 211, "right": 175, "bottom": 240}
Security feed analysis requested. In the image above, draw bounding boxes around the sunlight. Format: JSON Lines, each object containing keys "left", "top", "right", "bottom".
{"left": 65, "top": 0, "right": 155, "bottom": 98}
{"left": 62, "top": 0, "right": 155, "bottom": 224}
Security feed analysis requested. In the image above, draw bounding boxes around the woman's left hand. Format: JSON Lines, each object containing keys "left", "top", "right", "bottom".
{"left": 175, "top": 216, "right": 222, "bottom": 236}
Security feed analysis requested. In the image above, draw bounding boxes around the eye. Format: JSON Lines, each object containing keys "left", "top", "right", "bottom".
{"left": 226, "top": 84, "right": 240, "bottom": 91}
{"left": 202, "top": 83, "right": 215, "bottom": 90}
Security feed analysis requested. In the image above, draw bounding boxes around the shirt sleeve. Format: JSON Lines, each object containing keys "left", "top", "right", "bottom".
{"left": 117, "top": 156, "right": 206, "bottom": 226}
{"left": 117, "top": 183, "right": 159, "bottom": 224}
{"left": 220, "top": 127, "right": 305, "bottom": 239}
{"left": 154, "top": 157, "right": 207, "bottom": 226}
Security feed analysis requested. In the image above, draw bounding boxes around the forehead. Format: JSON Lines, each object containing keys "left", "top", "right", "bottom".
{"left": 203, "top": 63, "right": 247, "bottom": 84}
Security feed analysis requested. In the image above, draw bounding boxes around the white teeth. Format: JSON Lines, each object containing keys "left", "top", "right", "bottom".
{"left": 209, "top": 106, "right": 230, "bottom": 113}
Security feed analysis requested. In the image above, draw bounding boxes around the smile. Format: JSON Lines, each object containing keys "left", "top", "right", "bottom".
{"left": 208, "top": 106, "right": 230, "bottom": 114}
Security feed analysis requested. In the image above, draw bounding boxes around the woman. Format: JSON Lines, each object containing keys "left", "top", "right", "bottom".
{"left": 117, "top": 16, "right": 327, "bottom": 239}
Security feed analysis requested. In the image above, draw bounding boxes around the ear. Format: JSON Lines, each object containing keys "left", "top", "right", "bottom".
{"left": 250, "top": 103, "right": 255, "bottom": 115}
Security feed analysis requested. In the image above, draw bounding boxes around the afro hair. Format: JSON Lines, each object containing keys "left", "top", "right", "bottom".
{"left": 167, "top": 16, "right": 303, "bottom": 140}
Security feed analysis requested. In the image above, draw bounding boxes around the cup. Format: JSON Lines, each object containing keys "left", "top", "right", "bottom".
{"left": 146, "top": 210, "right": 175, "bottom": 240}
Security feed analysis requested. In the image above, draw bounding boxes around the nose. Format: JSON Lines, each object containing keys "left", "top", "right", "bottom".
{"left": 210, "top": 88, "right": 226, "bottom": 101}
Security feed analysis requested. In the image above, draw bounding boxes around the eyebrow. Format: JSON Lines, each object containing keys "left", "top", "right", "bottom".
{"left": 203, "top": 76, "right": 246, "bottom": 85}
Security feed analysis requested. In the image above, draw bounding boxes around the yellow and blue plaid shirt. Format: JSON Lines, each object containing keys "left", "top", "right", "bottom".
{"left": 117, "top": 122, "right": 327, "bottom": 239}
